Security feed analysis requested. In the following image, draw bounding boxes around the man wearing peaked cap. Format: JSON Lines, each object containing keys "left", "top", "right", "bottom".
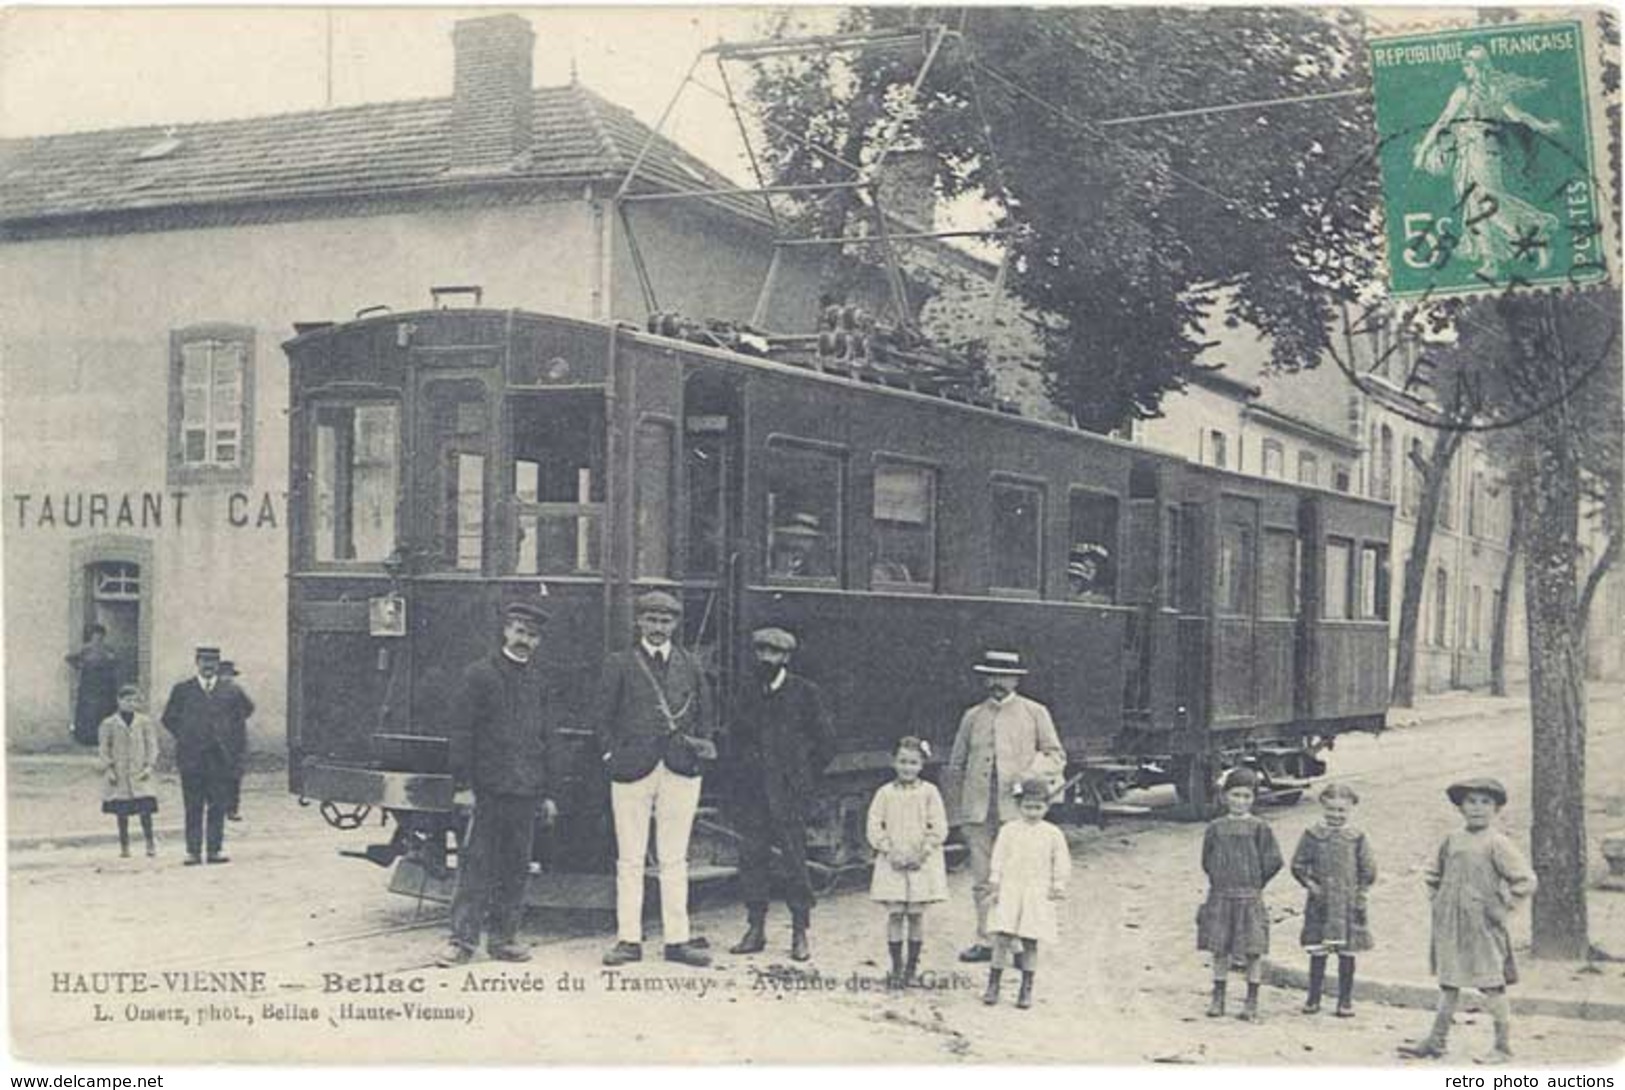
{"left": 161, "top": 644, "right": 253, "bottom": 866}
{"left": 436, "top": 594, "right": 559, "bottom": 967}
{"left": 727, "top": 625, "right": 835, "bottom": 962}
{"left": 945, "top": 649, "right": 1066, "bottom": 963}
{"left": 599, "top": 588, "right": 717, "bottom": 968}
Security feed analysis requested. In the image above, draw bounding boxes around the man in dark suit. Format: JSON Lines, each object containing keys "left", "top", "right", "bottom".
{"left": 216, "top": 659, "right": 250, "bottom": 823}
{"left": 727, "top": 627, "right": 836, "bottom": 962}
{"left": 599, "top": 591, "right": 715, "bottom": 968}
{"left": 437, "top": 598, "right": 558, "bottom": 967}
{"left": 161, "top": 645, "right": 252, "bottom": 865}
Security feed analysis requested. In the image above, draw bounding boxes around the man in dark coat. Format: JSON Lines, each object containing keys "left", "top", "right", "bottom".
{"left": 728, "top": 626, "right": 836, "bottom": 962}
{"left": 599, "top": 590, "right": 715, "bottom": 968}
{"left": 161, "top": 645, "right": 252, "bottom": 865}
{"left": 437, "top": 599, "right": 558, "bottom": 966}
{"left": 216, "top": 660, "right": 250, "bottom": 822}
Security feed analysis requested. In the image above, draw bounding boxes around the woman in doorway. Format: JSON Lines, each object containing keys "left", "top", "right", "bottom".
{"left": 66, "top": 623, "right": 121, "bottom": 747}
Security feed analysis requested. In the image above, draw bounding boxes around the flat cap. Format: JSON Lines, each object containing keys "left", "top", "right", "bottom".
{"left": 1221, "top": 766, "right": 1260, "bottom": 792}
{"left": 635, "top": 590, "right": 683, "bottom": 616}
{"left": 751, "top": 627, "right": 798, "bottom": 652}
{"left": 1446, "top": 777, "right": 1507, "bottom": 807}
{"left": 501, "top": 600, "right": 551, "bottom": 626}
{"left": 218, "top": 660, "right": 238, "bottom": 676}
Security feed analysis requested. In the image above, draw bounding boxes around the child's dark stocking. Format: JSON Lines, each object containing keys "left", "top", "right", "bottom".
{"left": 1398, "top": 986, "right": 1458, "bottom": 1058}
{"left": 903, "top": 912, "right": 923, "bottom": 986}
{"left": 1303, "top": 953, "right": 1327, "bottom": 1013}
{"left": 1238, "top": 955, "right": 1262, "bottom": 1022}
{"left": 886, "top": 912, "right": 905, "bottom": 987}
{"left": 116, "top": 815, "right": 130, "bottom": 857}
{"left": 1335, "top": 955, "right": 1356, "bottom": 1017}
{"left": 1482, "top": 987, "right": 1512, "bottom": 1062}
{"left": 1207, "top": 957, "right": 1227, "bottom": 1017}
{"left": 139, "top": 813, "right": 155, "bottom": 855}
{"left": 1016, "top": 940, "right": 1037, "bottom": 1010}
{"left": 982, "top": 968, "right": 1001, "bottom": 1005}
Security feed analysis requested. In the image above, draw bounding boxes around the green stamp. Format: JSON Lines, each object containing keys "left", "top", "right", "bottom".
{"left": 1370, "top": 20, "right": 1606, "bottom": 298}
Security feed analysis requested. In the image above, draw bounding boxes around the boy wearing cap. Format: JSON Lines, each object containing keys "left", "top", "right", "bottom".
{"left": 945, "top": 650, "right": 1066, "bottom": 963}
{"left": 161, "top": 645, "right": 252, "bottom": 865}
{"left": 727, "top": 626, "right": 836, "bottom": 962}
{"left": 438, "top": 599, "right": 558, "bottom": 966}
{"left": 599, "top": 590, "right": 716, "bottom": 968}
{"left": 1399, "top": 777, "right": 1536, "bottom": 1064}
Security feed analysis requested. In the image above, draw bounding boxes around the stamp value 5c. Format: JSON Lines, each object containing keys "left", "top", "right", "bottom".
{"left": 1370, "top": 20, "right": 1607, "bottom": 298}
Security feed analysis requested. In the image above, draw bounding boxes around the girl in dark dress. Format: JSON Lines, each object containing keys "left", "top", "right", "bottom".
{"left": 1197, "top": 767, "right": 1283, "bottom": 1022}
{"left": 1291, "top": 783, "right": 1376, "bottom": 1016}
{"left": 67, "top": 623, "right": 120, "bottom": 747}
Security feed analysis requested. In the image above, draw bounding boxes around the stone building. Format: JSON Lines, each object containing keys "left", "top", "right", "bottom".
{"left": 0, "top": 13, "right": 914, "bottom": 751}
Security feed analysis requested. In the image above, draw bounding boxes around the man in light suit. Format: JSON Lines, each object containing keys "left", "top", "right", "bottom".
{"left": 945, "top": 649, "right": 1066, "bottom": 962}
{"left": 161, "top": 645, "right": 252, "bottom": 866}
{"left": 599, "top": 591, "right": 716, "bottom": 968}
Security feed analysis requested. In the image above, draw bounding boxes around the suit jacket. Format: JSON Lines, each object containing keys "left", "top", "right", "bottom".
{"left": 447, "top": 651, "right": 556, "bottom": 797}
{"left": 731, "top": 670, "right": 836, "bottom": 825}
{"left": 161, "top": 677, "right": 252, "bottom": 775}
{"left": 944, "top": 693, "right": 1066, "bottom": 827}
{"left": 215, "top": 679, "right": 253, "bottom": 768}
{"left": 597, "top": 645, "right": 714, "bottom": 783}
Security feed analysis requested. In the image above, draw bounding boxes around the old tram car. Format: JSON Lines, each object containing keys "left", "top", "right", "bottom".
{"left": 284, "top": 303, "right": 1392, "bottom": 905}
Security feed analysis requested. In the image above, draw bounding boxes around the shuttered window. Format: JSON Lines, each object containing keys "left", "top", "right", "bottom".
{"left": 169, "top": 326, "right": 254, "bottom": 485}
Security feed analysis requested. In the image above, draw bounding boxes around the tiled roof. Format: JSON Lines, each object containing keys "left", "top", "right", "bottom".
{"left": 0, "top": 82, "right": 766, "bottom": 231}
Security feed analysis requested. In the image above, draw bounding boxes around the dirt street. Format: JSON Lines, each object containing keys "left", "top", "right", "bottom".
{"left": 9, "top": 688, "right": 1625, "bottom": 1064}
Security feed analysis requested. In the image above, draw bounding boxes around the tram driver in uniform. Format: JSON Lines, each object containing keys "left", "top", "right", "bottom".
{"left": 599, "top": 591, "right": 716, "bottom": 968}
{"left": 437, "top": 597, "right": 558, "bottom": 967}
{"left": 944, "top": 649, "right": 1067, "bottom": 963}
{"left": 768, "top": 512, "right": 828, "bottom": 579}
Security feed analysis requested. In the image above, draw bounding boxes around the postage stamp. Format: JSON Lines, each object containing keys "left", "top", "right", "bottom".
{"left": 1369, "top": 20, "right": 1607, "bottom": 298}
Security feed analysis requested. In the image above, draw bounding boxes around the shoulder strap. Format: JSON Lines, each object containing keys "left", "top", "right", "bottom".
{"left": 634, "top": 651, "right": 693, "bottom": 733}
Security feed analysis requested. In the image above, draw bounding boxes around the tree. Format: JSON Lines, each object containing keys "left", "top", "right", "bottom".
{"left": 1390, "top": 415, "right": 1466, "bottom": 708}
{"left": 1448, "top": 288, "right": 1620, "bottom": 960}
{"left": 1489, "top": 488, "right": 1523, "bottom": 697}
{"left": 746, "top": 7, "right": 1380, "bottom": 430}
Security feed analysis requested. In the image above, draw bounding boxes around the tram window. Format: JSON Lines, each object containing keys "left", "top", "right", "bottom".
{"left": 1218, "top": 522, "right": 1254, "bottom": 615}
{"left": 510, "top": 395, "right": 604, "bottom": 576}
{"left": 1324, "top": 538, "right": 1354, "bottom": 619}
{"left": 1068, "top": 492, "right": 1118, "bottom": 602}
{"left": 422, "top": 383, "right": 489, "bottom": 572}
{"left": 871, "top": 462, "right": 936, "bottom": 590}
{"left": 1360, "top": 544, "right": 1390, "bottom": 620}
{"left": 1260, "top": 529, "right": 1299, "bottom": 617}
{"left": 635, "top": 419, "right": 674, "bottom": 579}
{"left": 312, "top": 403, "right": 398, "bottom": 564}
{"left": 991, "top": 481, "right": 1043, "bottom": 594}
{"left": 764, "top": 442, "right": 841, "bottom": 583}
{"left": 1160, "top": 506, "right": 1182, "bottom": 609}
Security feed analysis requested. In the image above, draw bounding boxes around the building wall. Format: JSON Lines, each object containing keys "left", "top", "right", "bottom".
{"left": 0, "top": 198, "right": 603, "bottom": 751}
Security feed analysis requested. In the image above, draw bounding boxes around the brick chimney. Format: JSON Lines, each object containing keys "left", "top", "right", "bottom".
{"left": 450, "top": 14, "right": 535, "bottom": 173}
{"left": 875, "top": 148, "right": 937, "bottom": 231}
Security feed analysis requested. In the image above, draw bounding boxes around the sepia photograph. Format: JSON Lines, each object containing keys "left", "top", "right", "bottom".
{"left": 0, "top": 2, "right": 1621, "bottom": 1072}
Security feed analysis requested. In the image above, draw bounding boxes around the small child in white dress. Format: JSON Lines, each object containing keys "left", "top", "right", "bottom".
{"left": 982, "top": 775, "right": 1070, "bottom": 1010}
{"left": 867, "top": 736, "right": 949, "bottom": 988}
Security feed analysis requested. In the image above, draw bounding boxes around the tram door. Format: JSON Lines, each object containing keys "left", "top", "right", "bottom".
{"left": 681, "top": 370, "right": 744, "bottom": 714}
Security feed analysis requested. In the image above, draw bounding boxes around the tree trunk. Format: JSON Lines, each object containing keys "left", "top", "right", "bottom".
{"left": 1518, "top": 416, "right": 1589, "bottom": 961}
{"left": 1576, "top": 528, "right": 1620, "bottom": 646}
{"left": 1392, "top": 427, "right": 1464, "bottom": 708}
{"left": 1490, "top": 490, "right": 1523, "bottom": 697}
